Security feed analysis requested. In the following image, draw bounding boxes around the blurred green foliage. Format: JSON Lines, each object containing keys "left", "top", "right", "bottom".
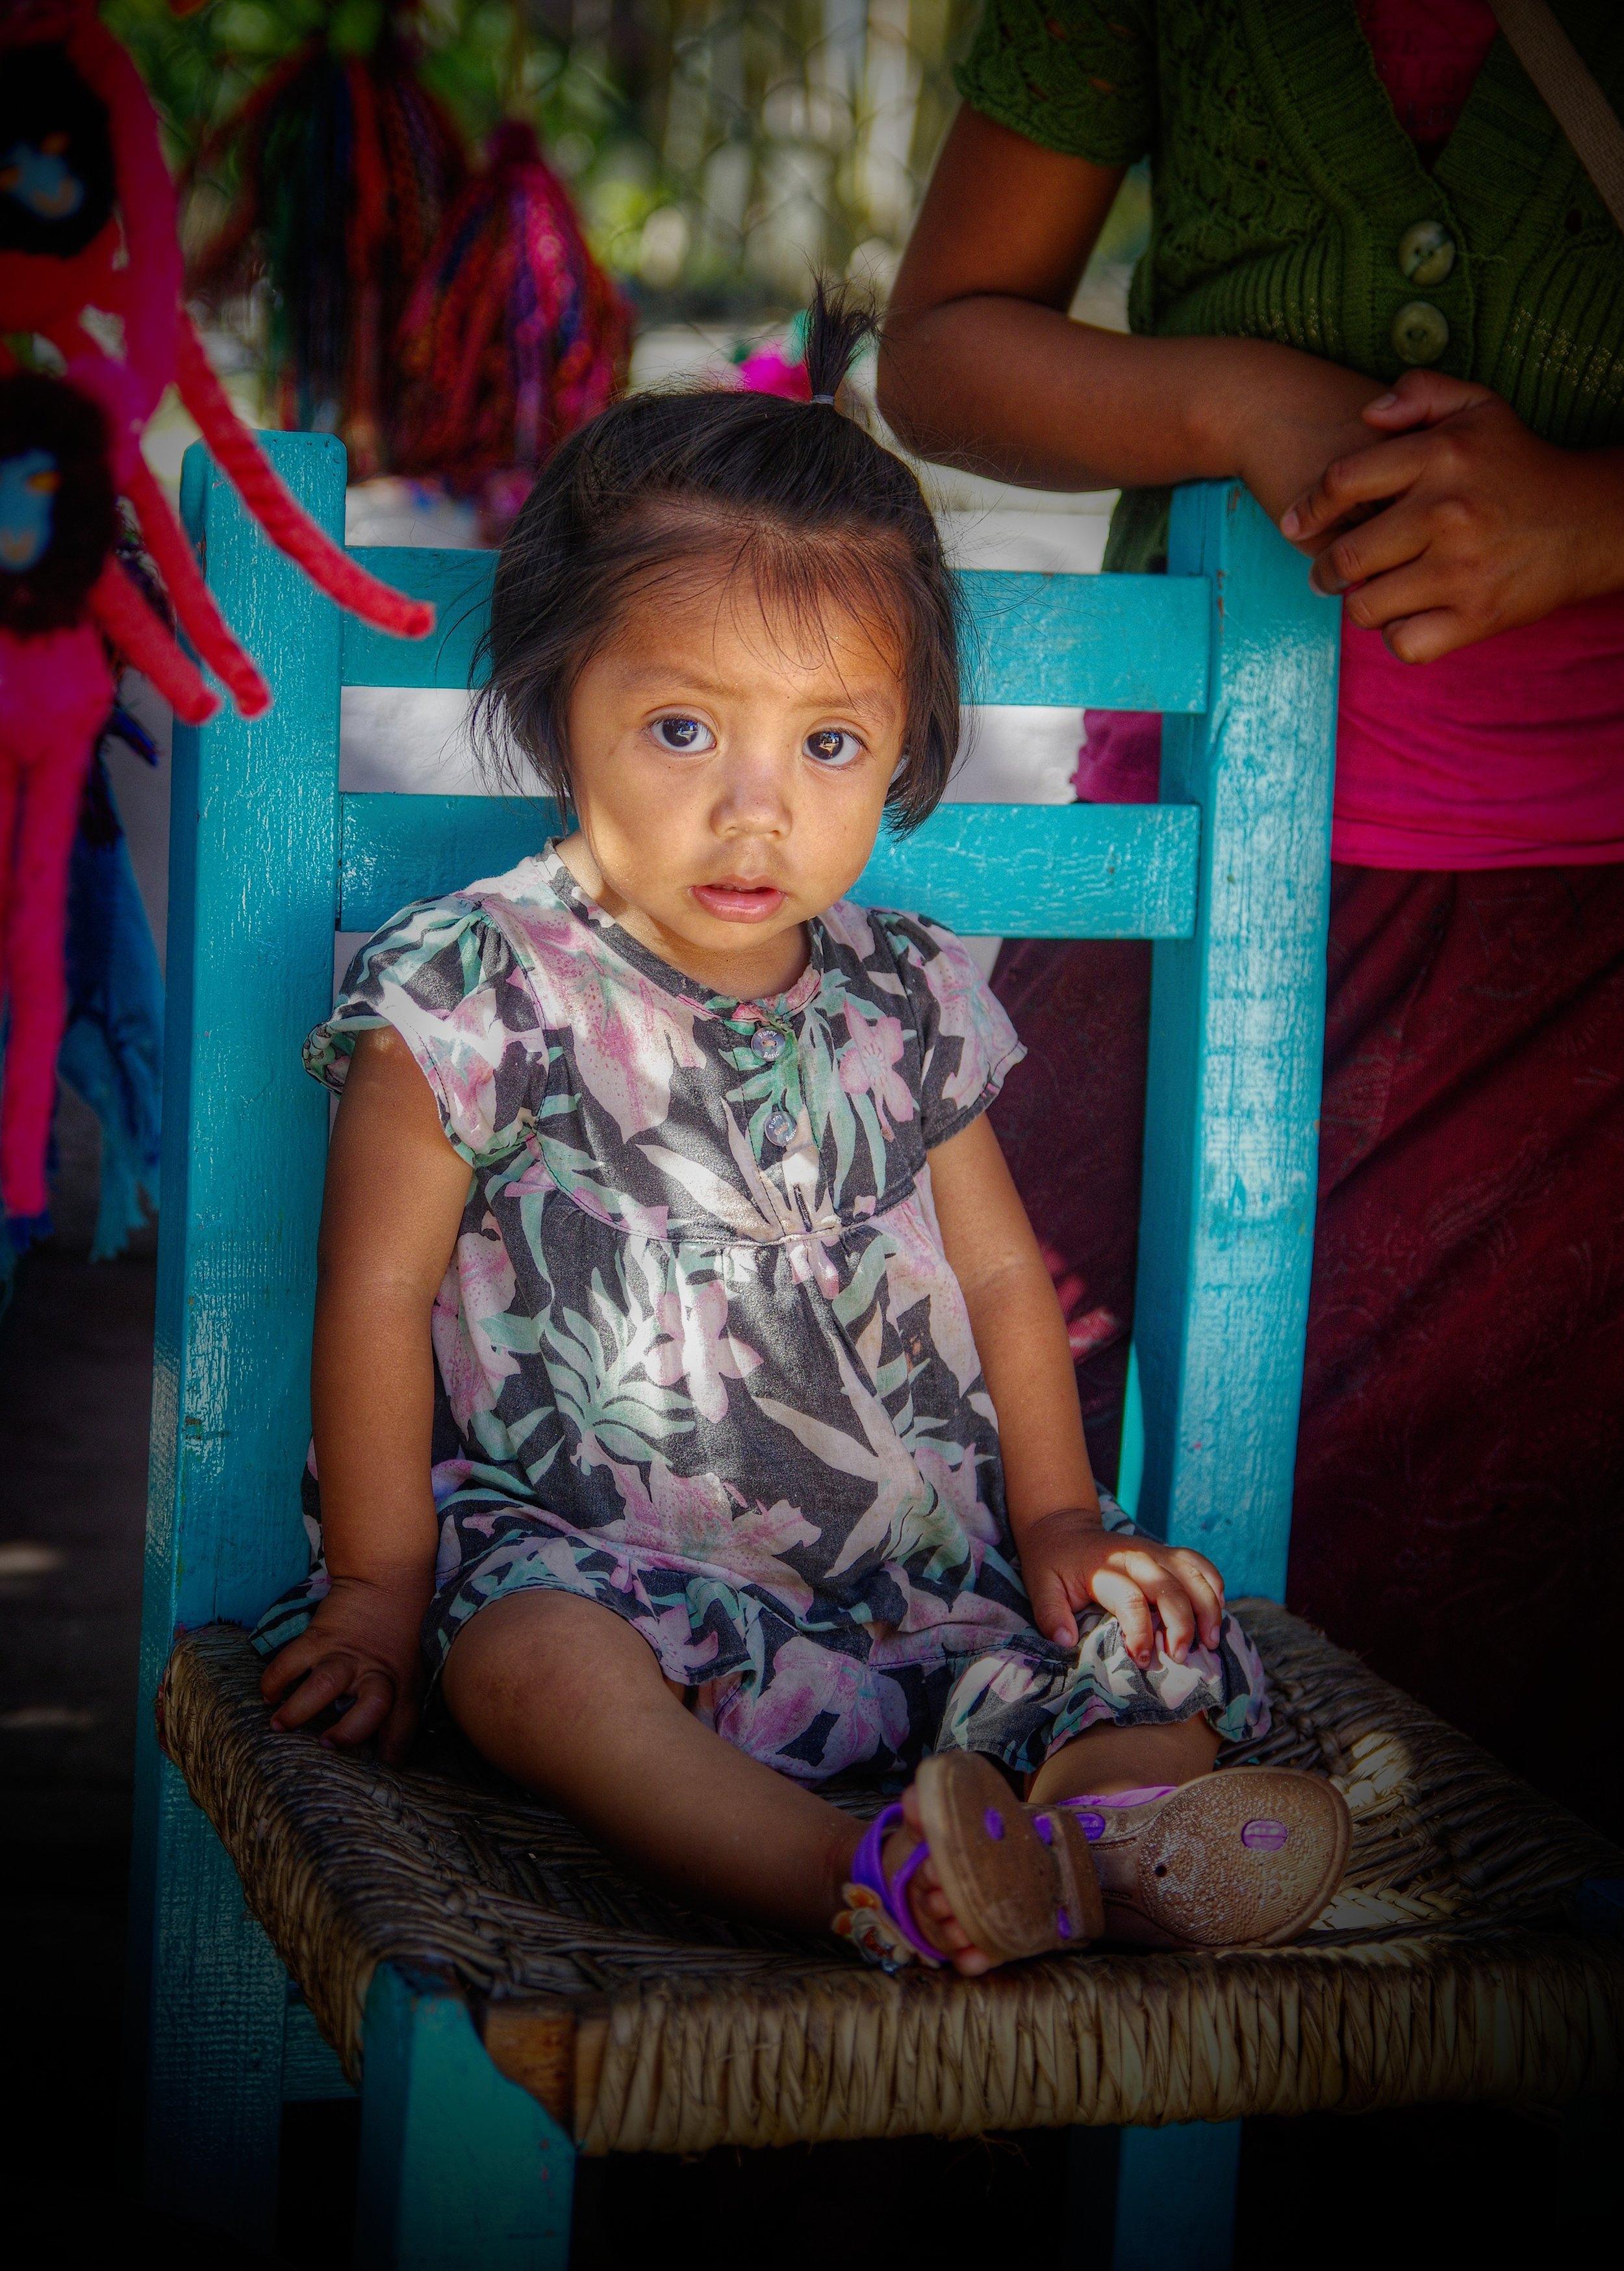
{"left": 104, "top": 0, "right": 997, "bottom": 315}
{"left": 107, "top": 1, "right": 1148, "bottom": 330}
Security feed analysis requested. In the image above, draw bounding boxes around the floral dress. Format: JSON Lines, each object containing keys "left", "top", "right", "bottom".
{"left": 254, "top": 845, "right": 1267, "bottom": 1782}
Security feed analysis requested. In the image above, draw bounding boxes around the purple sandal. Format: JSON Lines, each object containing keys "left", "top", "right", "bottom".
{"left": 831, "top": 1760, "right": 1352, "bottom": 1970}
{"left": 833, "top": 1756, "right": 1105, "bottom": 1971}
{"left": 1054, "top": 1769, "right": 1352, "bottom": 1948}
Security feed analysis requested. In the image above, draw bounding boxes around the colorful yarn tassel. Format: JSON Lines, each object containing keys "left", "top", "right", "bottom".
{"left": 392, "top": 121, "right": 631, "bottom": 533}
{"left": 186, "top": 21, "right": 467, "bottom": 478}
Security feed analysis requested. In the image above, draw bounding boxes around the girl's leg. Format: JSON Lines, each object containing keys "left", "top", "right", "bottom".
{"left": 894, "top": 1717, "right": 1222, "bottom": 1969}
{"left": 1027, "top": 1713, "right": 1220, "bottom": 1803}
{"left": 440, "top": 1589, "right": 863, "bottom": 1933}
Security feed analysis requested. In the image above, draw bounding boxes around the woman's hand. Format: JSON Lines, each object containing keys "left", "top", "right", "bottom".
{"left": 260, "top": 1573, "right": 430, "bottom": 1764}
{"left": 1280, "top": 371, "right": 1624, "bottom": 660}
{"left": 1017, "top": 1506, "right": 1226, "bottom": 1667}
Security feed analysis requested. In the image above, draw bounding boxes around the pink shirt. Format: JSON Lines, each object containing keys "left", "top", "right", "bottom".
{"left": 1078, "top": 0, "right": 1624, "bottom": 870}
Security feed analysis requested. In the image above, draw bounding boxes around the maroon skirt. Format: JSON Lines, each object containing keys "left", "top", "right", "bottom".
{"left": 991, "top": 864, "right": 1624, "bottom": 1836}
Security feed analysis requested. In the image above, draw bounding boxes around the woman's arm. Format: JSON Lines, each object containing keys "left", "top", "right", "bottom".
{"left": 883, "top": 105, "right": 1624, "bottom": 659}
{"left": 260, "top": 1026, "right": 472, "bottom": 1761}
{"left": 929, "top": 1114, "right": 1224, "bottom": 1667}
{"left": 878, "top": 106, "right": 1384, "bottom": 513}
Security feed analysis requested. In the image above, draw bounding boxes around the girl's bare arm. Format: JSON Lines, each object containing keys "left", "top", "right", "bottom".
{"left": 260, "top": 1027, "right": 471, "bottom": 1761}
{"left": 930, "top": 1114, "right": 1224, "bottom": 1667}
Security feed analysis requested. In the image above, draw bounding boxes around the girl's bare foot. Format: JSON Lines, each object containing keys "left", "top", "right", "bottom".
{"left": 880, "top": 1784, "right": 998, "bottom": 1975}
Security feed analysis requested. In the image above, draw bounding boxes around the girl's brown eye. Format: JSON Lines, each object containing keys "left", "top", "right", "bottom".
{"left": 652, "top": 715, "right": 713, "bottom": 752}
{"left": 806, "top": 728, "right": 860, "bottom": 767}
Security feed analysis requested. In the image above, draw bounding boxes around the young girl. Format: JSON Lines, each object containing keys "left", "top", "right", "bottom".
{"left": 255, "top": 292, "right": 1348, "bottom": 1975}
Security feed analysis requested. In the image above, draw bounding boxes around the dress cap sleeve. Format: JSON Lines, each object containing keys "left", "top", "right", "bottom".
{"left": 956, "top": 0, "right": 1155, "bottom": 166}
{"left": 872, "top": 910, "right": 1024, "bottom": 1149}
{"left": 304, "top": 895, "right": 544, "bottom": 1166}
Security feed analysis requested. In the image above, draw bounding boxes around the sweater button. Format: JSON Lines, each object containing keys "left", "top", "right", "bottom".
{"left": 1391, "top": 300, "right": 1450, "bottom": 365}
{"left": 1398, "top": 220, "right": 1456, "bottom": 286}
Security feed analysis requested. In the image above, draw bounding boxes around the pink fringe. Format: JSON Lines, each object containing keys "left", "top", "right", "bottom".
{"left": 174, "top": 316, "right": 434, "bottom": 643}
{"left": 88, "top": 559, "right": 220, "bottom": 727}
{"left": 125, "top": 459, "right": 270, "bottom": 717}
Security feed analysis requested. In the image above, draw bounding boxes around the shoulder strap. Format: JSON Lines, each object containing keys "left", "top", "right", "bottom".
{"left": 1489, "top": 0, "right": 1624, "bottom": 230}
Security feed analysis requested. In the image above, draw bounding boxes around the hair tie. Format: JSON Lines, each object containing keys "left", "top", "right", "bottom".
{"left": 811, "top": 392, "right": 837, "bottom": 405}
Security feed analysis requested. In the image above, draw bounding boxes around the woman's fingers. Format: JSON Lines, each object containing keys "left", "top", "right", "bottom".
{"left": 1371, "top": 606, "right": 1469, "bottom": 665}
{"left": 1361, "top": 370, "right": 1495, "bottom": 432}
{"left": 1300, "top": 378, "right": 1498, "bottom": 541}
{"left": 1308, "top": 488, "right": 1443, "bottom": 594}
{"left": 1282, "top": 430, "right": 1435, "bottom": 544}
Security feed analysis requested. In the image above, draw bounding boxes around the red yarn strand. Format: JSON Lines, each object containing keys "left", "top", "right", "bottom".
{"left": 125, "top": 459, "right": 272, "bottom": 717}
{"left": 174, "top": 316, "right": 433, "bottom": 641}
{"left": 89, "top": 558, "right": 220, "bottom": 726}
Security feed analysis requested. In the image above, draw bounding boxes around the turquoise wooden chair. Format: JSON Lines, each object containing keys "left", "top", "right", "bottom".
{"left": 127, "top": 434, "right": 1621, "bottom": 2270}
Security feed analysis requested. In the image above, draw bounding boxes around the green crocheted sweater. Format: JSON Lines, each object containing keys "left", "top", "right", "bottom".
{"left": 956, "top": 0, "right": 1624, "bottom": 568}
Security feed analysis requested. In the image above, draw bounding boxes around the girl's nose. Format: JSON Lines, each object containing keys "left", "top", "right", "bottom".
{"left": 712, "top": 747, "right": 793, "bottom": 836}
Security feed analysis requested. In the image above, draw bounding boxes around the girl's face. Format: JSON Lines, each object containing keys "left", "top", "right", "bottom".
{"left": 555, "top": 570, "right": 906, "bottom": 998}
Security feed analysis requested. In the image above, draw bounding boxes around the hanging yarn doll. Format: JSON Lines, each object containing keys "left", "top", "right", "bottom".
{"left": 392, "top": 118, "right": 631, "bottom": 538}
{"left": 0, "top": 1, "right": 434, "bottom": 1227}
{"left": 185, "top": 6, "right": 467, "bottom": 480}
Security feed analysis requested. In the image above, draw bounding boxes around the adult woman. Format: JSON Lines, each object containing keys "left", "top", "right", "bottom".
{"left": 878, "top": 0, "right": 1624, "bottom": 1831}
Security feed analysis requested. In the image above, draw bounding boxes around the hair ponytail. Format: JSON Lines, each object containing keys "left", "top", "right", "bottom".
{"left": 802, "top": 277, "right": 878, "bottom": 409}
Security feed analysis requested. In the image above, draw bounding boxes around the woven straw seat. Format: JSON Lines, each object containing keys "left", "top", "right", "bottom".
{"left": 161, "top": 1602, "right": 1623, "bottom": 2155}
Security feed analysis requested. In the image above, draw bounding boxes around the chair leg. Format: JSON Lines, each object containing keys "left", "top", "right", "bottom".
{"left": 355, "top": 1964, "right": 576, "bottom": 2271}
{"left": 1109, "top": 2120, "right": 1243, "bottom": 2271}
{"left": 137, "top": 1760, "right": 289, "bottom": 2242}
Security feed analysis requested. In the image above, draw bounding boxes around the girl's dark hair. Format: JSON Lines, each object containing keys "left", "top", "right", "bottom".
{"left": 472, "top": 281, "right": 963, "bottom": 832}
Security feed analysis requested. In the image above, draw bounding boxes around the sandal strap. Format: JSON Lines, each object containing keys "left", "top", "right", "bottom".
{"left": 850, "top": 1804, "right": 942, "bottom": 1959}
{"left": 1059, "top": 1784, "right": 1177, "bottom": 1836}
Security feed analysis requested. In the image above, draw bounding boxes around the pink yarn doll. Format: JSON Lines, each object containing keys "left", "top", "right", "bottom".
{"left": 0, "top": 1, "right": 437, "bottom": 1224}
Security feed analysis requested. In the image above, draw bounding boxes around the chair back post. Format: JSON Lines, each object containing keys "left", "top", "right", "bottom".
{"left": 1132, "top": 481, "right": 1340, "bottom": 1600}
{"left": 124, "top": 432, "right": 346, "bottom": 2204}
{"left": 139, "top": 428, "right": 344, "bottom": 1686}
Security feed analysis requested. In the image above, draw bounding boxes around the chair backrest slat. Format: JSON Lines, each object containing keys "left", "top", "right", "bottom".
{"left": 341, "top": 548, "right": 1212, "bottom": 712}
{"left": 338, "top": 792, "right": 1201, "bottom": 940}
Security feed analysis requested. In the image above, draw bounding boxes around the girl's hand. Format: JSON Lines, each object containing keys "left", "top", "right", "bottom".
{"left": 260, "top": 1574, "right": 429, "bottom": 1765}
{"left": 1017, "top": 1506, "right": 1226, "bottom": 1668}
{"left": 1280, "top": 372, "right": 1624, "bottom": 661}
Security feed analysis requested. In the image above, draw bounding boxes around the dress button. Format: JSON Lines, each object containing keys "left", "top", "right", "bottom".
{"left": 763, "top": 1108, "right": 798, "bottom": 1147}
{"left": 752, "top": 1029, "right": 784, "bottom": 1063}
{"left": 1397, "top": 220, "right": 1456, "bottom": 287}
{"left": 1391, "top": 300, "right": 1449, "bottom": 365}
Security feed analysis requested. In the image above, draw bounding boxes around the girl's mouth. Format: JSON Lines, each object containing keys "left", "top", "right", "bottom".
{"left": 691, "top": 880, "right": 787, "bottom": 922}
